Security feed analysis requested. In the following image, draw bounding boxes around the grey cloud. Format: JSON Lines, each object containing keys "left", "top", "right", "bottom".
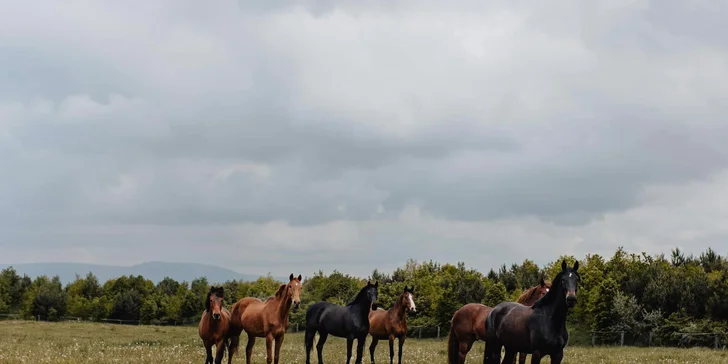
{"left": 2, "top": 0, "right": 728, "bottom": 270}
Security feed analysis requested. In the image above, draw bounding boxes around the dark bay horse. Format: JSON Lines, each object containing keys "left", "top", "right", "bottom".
{"left": 229, "top": 274, "right": 302, "bottom": 364}
{"left": 305, "top": 281, "right": 379, "bottom": 364}
{"left": 485, "top": 260, "right": 580, "bottom": 364}
{"left": 368, "top": 285, "right": 416, "bottom": 364}
{"left": 446, "top": 279, "right": 550, "bottom": 364}
{"left": 512, "top": 279, "right": 552, "bottom": 364}
{"left": 199, "top": 286, "right": 232, "bottom": 364}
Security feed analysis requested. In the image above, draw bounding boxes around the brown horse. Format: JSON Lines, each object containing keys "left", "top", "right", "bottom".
{"left": 199, "top": 286, "right": 232, "bottom": 364}
{"left": 229, "top": 274, "right": 302, "bottom": 364}
{"left": 368, "top": 285, "right": 416, "bottom": 364}
{"left": 513, "top": 279, "right": 551, "bottom": 364}
{"left": 446, "top": 280, "right": 551, "bottom": 364}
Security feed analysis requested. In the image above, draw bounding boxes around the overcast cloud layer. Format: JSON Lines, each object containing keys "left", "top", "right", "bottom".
{"left": 2, "top": 0, "right": 728, "bottom": 277}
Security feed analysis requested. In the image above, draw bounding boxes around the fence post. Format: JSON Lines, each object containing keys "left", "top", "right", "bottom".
{"left": 591, "top": 332, "right": 595, "bottom": 346}
{"left": 620, "top": 331, "right": 624, "bottom": 347}
{"left": 418, "top": 328, "right": 422, "bottom": 339}
{"left": 648, "top": 332, "right": 652, "bottom": 347}
{"left": 296, "top": 323, "right": 299, "bottom": 332}
{"left": 715, "top": 334, "right": 719, "bottom": 350}
{"left": 437, "top": 325, "right": 440, "bottom": 339}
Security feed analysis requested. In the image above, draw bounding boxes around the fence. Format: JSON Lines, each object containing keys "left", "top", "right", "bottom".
{"left": 589, "top": 330, "right": 725, "bottom": 350}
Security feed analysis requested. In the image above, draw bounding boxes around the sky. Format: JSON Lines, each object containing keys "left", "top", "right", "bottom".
{"left": 1, "top": 0, "right": 728, "bottom": 278}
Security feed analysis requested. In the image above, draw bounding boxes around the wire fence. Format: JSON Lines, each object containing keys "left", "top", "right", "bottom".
{"left": 588, "top": 330, "right": 725, "bottom": 350}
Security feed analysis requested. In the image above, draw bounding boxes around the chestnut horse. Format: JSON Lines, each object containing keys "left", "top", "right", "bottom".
{"left": 368, "top": 285, "right": 416, "bottom": 364}
{"left": 446, "top": 279, "right": 551, "bottom": 364}
{"left": 229, "top": 274, "right": 302, "bottom": 364}
{"left": 513, "top": 278, "right": 551, "bottom": 364}
{"left": 199, "top": 286, "right": 232, "bottom": 364}
{"left": 485, "top": 260, "right": 580, "bottom": 364}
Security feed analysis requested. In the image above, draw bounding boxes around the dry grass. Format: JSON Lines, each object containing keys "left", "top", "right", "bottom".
{"left": 0, "top": 320, "right": 726, "bottom": 363}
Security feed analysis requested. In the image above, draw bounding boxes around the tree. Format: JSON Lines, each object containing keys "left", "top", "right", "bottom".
{"left": 483, "top": 280, "right": 508, "bottom": 307}
{"left": 591, "top": 277, "right": 619, "bottom": 331}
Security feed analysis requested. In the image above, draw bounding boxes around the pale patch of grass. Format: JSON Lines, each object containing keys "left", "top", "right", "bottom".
{"left": 0, "top": 321, "right": 726, "bottom": 363}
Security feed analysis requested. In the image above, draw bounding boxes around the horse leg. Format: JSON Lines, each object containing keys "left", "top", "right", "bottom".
{"left": 265, "top": 334, "right": 274, "bottom": 364}
{"left": 274, "top": 334, "right": 284, "bottom": 364}
{"left": 214, "top": 339, "right": 227, "bottom": 364}
{"left": 346, "top": 337, "right": 354, "bottom": 364}
{"left": 397, "top": 336, "right": 405, "bottom": 364}
{"left": 388, "top": 336, "right": 394, "bottom": 364}
{"left": 529, "top": 350, "right": 543, "bottom": 364}
{"left": 484, "top": 342, "right": 501, "bottom": 364}
{"left": 548, "top": 350, "right": 563, "bottom": 364}
{"left": 205, "top": 342, "right": 214, "bottom": 364}
{"left": 369, "top": 337, "right": 379, "bottom": 364}
{"left": 502, "top": 349, "right": 516, "bottom": 364}
{"left": 305, "top": 328, "right": 316, "bottom": 364}
{"left": 355, "top": 335, "right": 366, "bottom": 364}
{"left": 316, "top": 332, "right": 329, "bottom": 364}
{"left": 245, "top": 335, "right": 255, "bottom": 364}
{"left": 518, "top": 352, "right": 527, "bottom": 364}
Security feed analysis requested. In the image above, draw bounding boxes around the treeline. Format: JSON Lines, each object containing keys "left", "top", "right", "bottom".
{"left": 1, "top": 247, "right": 727, "bottom": 346}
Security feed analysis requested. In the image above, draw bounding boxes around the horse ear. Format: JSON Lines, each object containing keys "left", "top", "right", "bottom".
{"left": 367, "top": 280, "right": 372, "bottom": 286}
{"left": 290, "top": 273, "right": 294, "bottom": 281}
{"left": 410, "top": 286, "right": 414, "bottom": 293}
{"left": 561, "top": 260, "right": 567, "bottom": 271}
{"left": 540, "top": 277, "right": 546, "bottom": 287}
{"left": 297, "top": 274, "right": 302, "bottom": 281}
{"left": 375, "top": 281, "right": 379, "bottom": 287}
{"left": 573, "top": 261, "right": 579, "bottom": 272}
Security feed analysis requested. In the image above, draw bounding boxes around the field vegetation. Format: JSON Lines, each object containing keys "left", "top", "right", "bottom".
{"left": 1, "top": 321, "right": 726, "bottom": 364}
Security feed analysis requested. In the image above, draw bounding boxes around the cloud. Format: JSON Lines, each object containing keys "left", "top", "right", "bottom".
{"left": 1, "top": 0, "right": 728, "bottom": 276}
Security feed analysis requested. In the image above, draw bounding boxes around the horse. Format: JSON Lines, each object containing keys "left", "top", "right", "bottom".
{"left": 446, "top": 279, "right": 551, "bottom": 364}
{"left": 513, "top": 278, "right": 552, "bottom": 364}
{"left": 199, "top": 286, "right": 232, "bottom": 364}
{"left": 305, "top": 280, "right": 379, "bottom": 364}
{"left": 484, "top": 260, "right": 580, "bottom": 364}
{"left": 368, "top": 285, "right": 416, "bottom": 364}
{"left": 228, "top": 273, "right": 302, "bottom": 364}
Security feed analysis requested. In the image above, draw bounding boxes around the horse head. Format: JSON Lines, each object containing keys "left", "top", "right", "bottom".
{"left": 535, "top": 277, "right": 552, "bottom": 300}
{"left": 402, "top": 285, "right": 416, "bottom": 312}
{"left": 206, "top": 286, "right": 225, "bottom": 320}
{"left": 366, "top": 280, "right": 379, "bottom": 310}
{"left": 288, "top": 273, "right": 303, "bottom": 309}
{"left": 560, "top": 260, "right": 580, "bottom": 308}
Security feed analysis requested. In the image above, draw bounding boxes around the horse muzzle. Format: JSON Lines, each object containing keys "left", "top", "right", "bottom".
{"left": 293, "top": 300, "right": 301, "bottom": 309}
{"left": 566, "top": 295, "right": 577, "bottom": 308}
{"left": 371, "top": 302, "right": 378, "bottom": 311}
{"left": 212, "top": 313, "right": 221, "bottom": 320}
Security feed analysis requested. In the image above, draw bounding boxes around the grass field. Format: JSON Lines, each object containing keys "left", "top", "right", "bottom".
{"left": 0, "top": 321, "right": 726, "bottom": 363}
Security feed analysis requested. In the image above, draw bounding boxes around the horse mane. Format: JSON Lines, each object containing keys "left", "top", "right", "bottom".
{"left": 264, "top": 284, "right": 288, "bottom": 302}
{"left": 347, "top": 285, "right": 371, "bottom": 306}
{"left": 531, "top": 271, "right": 577, "bottom": 309}
{"left": 517, "top": 282, "right": 548, "bottom": 304}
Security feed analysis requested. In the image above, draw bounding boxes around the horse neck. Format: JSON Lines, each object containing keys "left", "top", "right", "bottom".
{"left": 391, "top": 295, "right": 407, "bottom": 322}
{"left": 274, "top": 291, "right": 292, "bottom": 319}
{"left": 517, "top": 287, "right": 537, "bottom": 306}
{"left": 532, "top": 282, "right": 568, "bottom": 330}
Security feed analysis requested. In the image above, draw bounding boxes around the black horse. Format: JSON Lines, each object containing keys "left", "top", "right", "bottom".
{"left": 305, "top": 280, "right": 379, "bottom": 364}
{"left": 484, "top": 260, "right": 580, "bottom": 364}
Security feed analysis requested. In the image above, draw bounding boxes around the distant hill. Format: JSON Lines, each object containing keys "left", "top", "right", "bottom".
{"left": 0, "top": 261, "right": 286, "bottom": 285}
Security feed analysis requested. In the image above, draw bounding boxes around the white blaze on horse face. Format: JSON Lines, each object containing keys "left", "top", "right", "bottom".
{"left": 569, "top": 273, "right": 572, "bottom": 277}
{"left": 546, "top": 288, "right": 550, "bottom": 292}
{"left": 408, "top": 293, "right": 416, "bottom": 312}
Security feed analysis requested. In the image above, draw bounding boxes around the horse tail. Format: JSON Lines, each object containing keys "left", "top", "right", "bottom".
{"left": 228, "top": 334, "right": 240, "bottom": 357}
{"left": 447, "top": 322, "right": 460, "bottom": 364}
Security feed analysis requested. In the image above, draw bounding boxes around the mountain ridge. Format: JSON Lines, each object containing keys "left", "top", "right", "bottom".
{"left": 0, "top": 261, "right": 286, "bottom": 285}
